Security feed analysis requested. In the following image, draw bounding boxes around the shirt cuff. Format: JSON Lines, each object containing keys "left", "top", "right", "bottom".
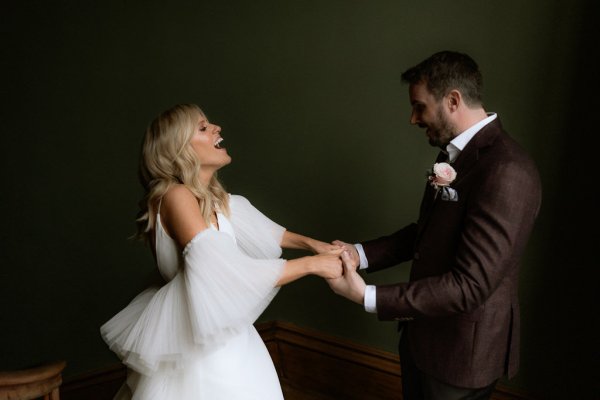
{"left": 364, "top": 285, "right": 377, "bottom": 313}
{"left": 355, "top": 243, "right": 369, "bottom": 270}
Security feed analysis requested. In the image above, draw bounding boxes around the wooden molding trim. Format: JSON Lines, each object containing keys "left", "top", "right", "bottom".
{"left": 61, "top": 320, "right": 536, "bottom": 399}
{"left": 257, "top": 320, "right": 402, "bottom": 374}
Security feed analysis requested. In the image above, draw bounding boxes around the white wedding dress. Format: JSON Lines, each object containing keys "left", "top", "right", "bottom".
{"left": 101, "top": 195, "right": 286, "bottom": 399}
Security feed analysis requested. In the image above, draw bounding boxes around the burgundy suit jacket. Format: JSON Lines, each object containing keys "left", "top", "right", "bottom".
{"left": 362, "top": 118, "right": 542, "bottom": 388}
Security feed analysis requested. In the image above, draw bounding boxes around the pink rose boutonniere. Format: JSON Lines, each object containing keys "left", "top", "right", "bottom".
{"left": 428, "top": 162, "right": 459, "bottom": 201}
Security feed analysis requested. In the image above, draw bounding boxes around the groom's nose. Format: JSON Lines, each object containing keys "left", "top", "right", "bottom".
{"left": 409, "top": 110, "right": 421, "bottom": 125}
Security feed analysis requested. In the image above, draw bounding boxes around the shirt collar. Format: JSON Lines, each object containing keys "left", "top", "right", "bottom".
{"left": 445, "top": 113, "right": 497, "bottom": 162}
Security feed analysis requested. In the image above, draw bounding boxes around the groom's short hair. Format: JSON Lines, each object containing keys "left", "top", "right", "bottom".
{"left": 401, "top": 51, "right": 484, "bottom": 107}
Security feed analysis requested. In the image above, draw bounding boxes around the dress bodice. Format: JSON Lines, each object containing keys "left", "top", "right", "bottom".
{"left": 155, "top": 212, "right": 236, "bottom": 281}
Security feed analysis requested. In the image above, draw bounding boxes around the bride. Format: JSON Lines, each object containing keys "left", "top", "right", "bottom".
{"left": 101, "top": 103, "right": 343, "bottom": 399}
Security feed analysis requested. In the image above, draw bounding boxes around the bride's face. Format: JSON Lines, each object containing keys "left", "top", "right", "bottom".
{"left": 190, "top": 116, "right": 231, "bottom": 170}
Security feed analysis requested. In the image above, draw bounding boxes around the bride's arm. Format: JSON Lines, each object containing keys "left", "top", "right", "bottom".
{"left": 276, "top": 249, "right": 343, "bottom": 286}
{"left": 280, "top": 230, "right": 342, "bottom": 254}
{"left": 164, "top": 189, "right": 342, "bottom": 286}
{"left": 277, "top": 231, "right": 344, "bottom": 286}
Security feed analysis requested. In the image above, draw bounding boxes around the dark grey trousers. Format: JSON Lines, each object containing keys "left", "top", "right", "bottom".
{"left": 399, "top": 332, "right": 498, "bottom": 400}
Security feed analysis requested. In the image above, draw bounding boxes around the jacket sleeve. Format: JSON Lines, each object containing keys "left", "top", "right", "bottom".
{"left": 361, "top": 223, "right": 418, "bottom": 273}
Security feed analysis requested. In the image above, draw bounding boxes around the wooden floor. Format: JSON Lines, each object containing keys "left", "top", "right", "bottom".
{"left": 61, "top": 367, "right": 527, "bottom": 400}
{"left": 62, "top": 378, "right": 337, "bottom": 400}
{"left": 282, "top": 381, "right": 337, "bottom": 400}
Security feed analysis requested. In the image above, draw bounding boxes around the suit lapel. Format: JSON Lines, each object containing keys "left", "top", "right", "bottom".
{"left": 414, "top": 119, "right": 503, "bottom": 243}
{"left": 416, "top": 151, "right": 448, "bottom": 239}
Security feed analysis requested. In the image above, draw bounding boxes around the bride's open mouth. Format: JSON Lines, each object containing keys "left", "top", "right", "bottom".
{"left": 214, "top": 137, "right": 225, "bottom": 149}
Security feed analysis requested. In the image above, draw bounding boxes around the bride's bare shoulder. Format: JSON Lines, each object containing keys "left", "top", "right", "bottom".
{"left": 160, "top": 184, "right": 208, "bottom": 247}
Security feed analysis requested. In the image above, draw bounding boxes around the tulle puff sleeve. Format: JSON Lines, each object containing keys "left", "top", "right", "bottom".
{"left": 100, "top": 195, "right": 286, "bottom": 375}
{"left": 183, "top": 229, "right": 284, "bottom": 345}
{"left": 228, "top": 194, "right": 286, "bottom": 259}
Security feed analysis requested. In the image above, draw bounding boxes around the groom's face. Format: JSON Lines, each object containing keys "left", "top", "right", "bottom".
{"left": 408, "top": 82, "right": 457, "bottom": 149}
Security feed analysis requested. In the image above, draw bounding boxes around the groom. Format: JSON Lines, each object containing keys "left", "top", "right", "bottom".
{"left": 328, "top": 51, "right": 542, "bottom": 400}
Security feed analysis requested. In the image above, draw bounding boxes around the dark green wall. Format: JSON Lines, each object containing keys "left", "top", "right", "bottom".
{"left": 2, "top": 1, "right": 596, "bottom": 399}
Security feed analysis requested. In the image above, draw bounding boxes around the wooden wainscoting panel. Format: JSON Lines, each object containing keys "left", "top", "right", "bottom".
{"left": 277, "top": 340, "right": 402, "bottom": 399}
{"left": 256, "top": 321, "right": 535, "bottom": 400}
{"left": 60, "top": 363, "right": 125, "bottom": 400}
{"left": 256, "top": 321, "right": 402, "bottom": 399}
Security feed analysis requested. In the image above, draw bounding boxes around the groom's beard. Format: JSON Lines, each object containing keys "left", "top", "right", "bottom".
{"left": 427, "top": 108, "right": 457, "bottom": 149}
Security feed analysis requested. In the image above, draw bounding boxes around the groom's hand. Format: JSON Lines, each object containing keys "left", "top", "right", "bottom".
{"left": 332, "top": 240, "right": 360, "bottom": 270}
{"left": 310, "top": 239, "right": 343, "bottom": 255}
{"left": 326, "top": 251, "right": 366, "bottom": 305}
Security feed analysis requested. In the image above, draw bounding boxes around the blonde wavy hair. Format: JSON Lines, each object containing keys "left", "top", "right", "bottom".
{"left": 135, "top": 104, "right": 230, "bottom": 242}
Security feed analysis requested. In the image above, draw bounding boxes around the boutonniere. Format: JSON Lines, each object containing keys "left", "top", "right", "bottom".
{"left": 427, "top": 162, "right": 459, "bottom": 201}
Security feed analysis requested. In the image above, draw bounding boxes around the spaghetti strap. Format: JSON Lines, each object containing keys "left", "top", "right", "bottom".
{"left": 157, "top": 197, "right": 163, "bottom": 214}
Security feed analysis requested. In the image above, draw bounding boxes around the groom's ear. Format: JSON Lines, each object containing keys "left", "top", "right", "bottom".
{"left": 445, "top": 90, "right": 461, "bottom": 112}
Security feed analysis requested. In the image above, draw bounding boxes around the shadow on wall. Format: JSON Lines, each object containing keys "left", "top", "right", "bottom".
{"left": 524, "top": 0, "right": 598, "bottom": 398}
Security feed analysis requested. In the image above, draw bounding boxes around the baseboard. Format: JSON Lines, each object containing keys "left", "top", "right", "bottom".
{"left": 61, "top": 320, "right": 535, "bottom": 399}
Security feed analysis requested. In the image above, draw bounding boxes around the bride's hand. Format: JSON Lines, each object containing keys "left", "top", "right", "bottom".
{"left": 331, "top": 240, "right": 360, "bottom": 270}
{"left": 309, "top": 248, "right": 343, "bottom": 279}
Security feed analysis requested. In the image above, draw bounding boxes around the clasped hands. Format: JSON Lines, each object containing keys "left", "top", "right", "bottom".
{"left": 311, "top": 240, "right": 366, "bottom": 305}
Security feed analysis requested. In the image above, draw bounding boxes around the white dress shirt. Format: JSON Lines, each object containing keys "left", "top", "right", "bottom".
{"left": 359, "top": 113, "right": 497, "bottom": 313}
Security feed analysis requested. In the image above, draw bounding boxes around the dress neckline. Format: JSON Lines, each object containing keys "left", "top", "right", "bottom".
{"left": 156, "top": 212, "right": 236, "bottom": 244}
